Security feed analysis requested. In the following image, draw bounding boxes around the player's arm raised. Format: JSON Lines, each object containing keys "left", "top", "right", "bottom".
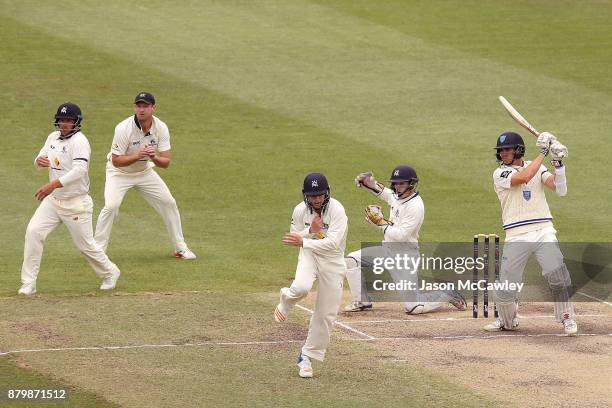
{"left": 510, "top": 132, "right": 554, "bottom": 186}
{"left": 543, "top": 142, "right": 568, "bottom": 196}
{"left": 355, "top": 172, "right": 396, "bottom": 205}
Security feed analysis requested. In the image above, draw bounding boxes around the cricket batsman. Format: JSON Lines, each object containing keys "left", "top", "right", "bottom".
{"left": 344, "top": 165, "right": 466, "bottom": 314}
{"left": 274, "top": 173, "right": 347, "bottom": 378}
{"left": 19, "top": 103, "right": 120, "bottom": 295}
{"left": 486, "top": 131, "right": 577, "bottom": 335}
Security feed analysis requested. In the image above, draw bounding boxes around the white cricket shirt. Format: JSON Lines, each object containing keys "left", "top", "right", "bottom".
{"left": 290, "top": 198, "right": 348, "bottom": 257}
{"left": 375, "top": 188, "right": 424, "bottom": 243}
{"left": 493, "top": 161, "right": 554, "bottom": 236}
{"left": 107, "top": 115, "right": 171, "bottom": 174}
{"left": 35, "top": 131, "right": 91, "bottom": 199}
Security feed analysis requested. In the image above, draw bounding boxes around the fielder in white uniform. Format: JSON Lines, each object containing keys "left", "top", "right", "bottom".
{"left": 344, "top": 165, "right": 466, "bottom": 314}
{"left": 274, "top": 173, "right": 347, "bottom": 378}
{"left": 19, "top": 103, "right": 120, "bottom": 295}
{"left": 94, "top": 92, "right": 195, "bottom": 259}
{"left": 486, "top": 131, "right": 577, "bottom": 335}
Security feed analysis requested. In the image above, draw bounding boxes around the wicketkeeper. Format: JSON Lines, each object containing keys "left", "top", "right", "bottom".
{"left": 344, "top": 165, "right": 466, "bottom": 314}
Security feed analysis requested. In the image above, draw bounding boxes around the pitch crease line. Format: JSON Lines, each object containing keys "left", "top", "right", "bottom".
{"left": 295, "top": 304, "right": 376, "bottom": 340}
{"left": 2, "top": 333, "right": 611, "bottom": 356}
{"left": 345, "top": 333, "right": 612, "bottom": 341}
{"left": 346, "top": 314, "right": 606, "bottom": 324}
{"left": 0, "top": 340, "right": 304, "bottom": 357}
{"left": 577, "top": 292, "right": 612, "bottom": 307}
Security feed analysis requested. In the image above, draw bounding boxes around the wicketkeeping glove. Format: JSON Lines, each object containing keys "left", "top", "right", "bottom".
{"left": 355, "top": 172, "right": 384, "bottom": 195}
{"left": 365, "top": 205, "right": 393, "bottom": 228}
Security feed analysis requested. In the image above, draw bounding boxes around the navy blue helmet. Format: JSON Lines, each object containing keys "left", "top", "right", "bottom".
{"left": 302, "top": 172, "right": 330, "bottom": 213}
{"left": 389, "top": 165, "right": 418, "bottom": 196}
{"left": 495, "top": 131, "right": 525, "bottom": 161}
{"left": 54, "top": 102, "right": 83, "bottom": 137}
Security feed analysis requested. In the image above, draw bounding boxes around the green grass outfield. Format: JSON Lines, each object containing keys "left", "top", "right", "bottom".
{"left": 0, "top": 1, "right": 611, "bottom": 406}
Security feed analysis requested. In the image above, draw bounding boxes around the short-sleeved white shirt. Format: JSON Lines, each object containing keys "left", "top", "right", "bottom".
{"left": 107, "top": 115, "right": 171, "bottom": 174}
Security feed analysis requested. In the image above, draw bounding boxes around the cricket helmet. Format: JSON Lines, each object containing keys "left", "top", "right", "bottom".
{"left": 302, "top": 172, "right": 330, "bottom": 213}
{"left": 389, "top": 165, "right": 418, "bottom": 197}
{"left": 495, "top": 131, "right": 525, "bottom": 161}
{"left": 54, "top": 102, "right": 83, "bottom": 136}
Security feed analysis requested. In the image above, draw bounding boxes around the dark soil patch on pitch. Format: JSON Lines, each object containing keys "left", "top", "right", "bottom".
{"left": 513, "top": 376, "right": 574, "bottom": 388}
{"left": 13, "top": 322, "right": 73, "bottom": 346}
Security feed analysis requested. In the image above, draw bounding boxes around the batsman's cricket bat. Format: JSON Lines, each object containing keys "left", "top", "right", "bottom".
{"left": 498, "top": 96, "right": 540, "bottom": 138}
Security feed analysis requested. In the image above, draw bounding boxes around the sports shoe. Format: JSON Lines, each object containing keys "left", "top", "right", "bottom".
{"left": 343, "top": 301, "right": 373, "bottom": 312}
{"left": 483, "top": 317, "right": 519, "bottom": 332}
{"left": 562, "top": 313, "right": 578, "bottom": 336}
{"left": 297, "top": 353, "right": 313, "bottom": 378}
{"left": 18, "top": 282, "right": 37, "bottom": 296}
{"left": 448, "top": 290, "right": 467, "bottom": 310}
{"left": 100, "top": 268, "right": 120, "bottom": 290}
{"left": 274, "top": 303, "right": 288, "bottom": 322}
{"left": 174, "top": 249, "right": 197, "bottom": 260}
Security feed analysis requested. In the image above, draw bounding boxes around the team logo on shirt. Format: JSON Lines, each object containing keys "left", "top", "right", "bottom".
{"left": 394, "top": 209, "right": 400, "bottom": 217}
{"left": 523, "top": 191, "right": 531, "bottom": 201}
{"left": 61, "top": 146, "right": 67, "bottom": 153}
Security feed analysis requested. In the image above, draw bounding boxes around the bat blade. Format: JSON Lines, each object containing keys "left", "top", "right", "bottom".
{"left": 498, "top": 96, "right": 540, "bottom": 137}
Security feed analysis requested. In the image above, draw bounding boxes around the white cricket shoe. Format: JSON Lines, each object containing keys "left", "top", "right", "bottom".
{"left": 18, "top": 282, "right": 37, "bottom": 296}
{"left": 174, "top": 248, "right": 197, "bottom": 260}
{"left": 343, "top": 301, "right": 373, "bottom": 312}
{"left": 562, "top": 313, "right": 578, "bottom": 336}
{"left": 297, "top": 353, "right": 313, "bottom": 378}
{"left": 483, "top": 317, "right": 519, "bottom": 332}
{"left": 100, "top": 268, "right": 120, "bottom": 290}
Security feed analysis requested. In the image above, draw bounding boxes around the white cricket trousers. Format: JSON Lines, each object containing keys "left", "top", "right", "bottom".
{"left": 21, "top": 194, "right": 118, "bottom": 285}
{"left": 496, "top": 226, "right": 575, "bottom": 324}
{"left": 280, "top": 249, "right": 345, "bottom": 361}
{"left": 95, "top": 168, "right": 187, "bottom": 252}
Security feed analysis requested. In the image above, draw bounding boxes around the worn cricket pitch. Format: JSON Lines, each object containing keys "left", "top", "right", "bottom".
{"left": 1, "top": 291, "right": 610, "bottom": 407}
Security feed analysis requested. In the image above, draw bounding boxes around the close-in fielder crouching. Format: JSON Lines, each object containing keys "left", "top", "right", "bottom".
{"left": 344, "top": 165, "right": 466, "bottom": 314}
